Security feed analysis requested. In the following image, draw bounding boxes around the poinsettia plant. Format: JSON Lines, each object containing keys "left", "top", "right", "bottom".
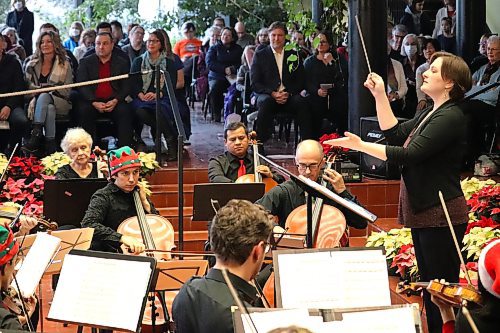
{"left": 390, "top": 244, "right": 419, "bottom": 280}
{"left": 467, "top": 185, "right": 500, "bottom": 223}
{"left": 319, "top": 133, "right": 349, "bottom": 158}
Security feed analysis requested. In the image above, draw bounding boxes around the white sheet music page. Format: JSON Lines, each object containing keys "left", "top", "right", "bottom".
{"left": 48, "top": 253, "right": 153, "bottom": 332}
{"left": 13, "top": 232, "right": 61, "bottom": 298}
{"left": 277, "top": 249, "right": 390, "bottom": 309}
{"left": 241, "top": 309, "right": 313, "bottom": 333}
{"left": 341, "top": 306, "right": 416, "bottom": 333}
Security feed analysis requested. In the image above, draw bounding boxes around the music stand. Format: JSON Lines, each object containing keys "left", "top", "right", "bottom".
{"left": 192, "top": 183, "right": 265, "bottom": 221}
{"left": 15, "top": 234, "right": 37, "bottom": 262}
{"left": 259, "top": 154, "right": 377, "bottom": 248}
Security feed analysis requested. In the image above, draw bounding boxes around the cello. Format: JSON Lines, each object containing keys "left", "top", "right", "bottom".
{"left": 117, "top": 189, "right": 175, "bottom": 331}
{"left": 235, "top": 132, "right": 277, "bottom": 192}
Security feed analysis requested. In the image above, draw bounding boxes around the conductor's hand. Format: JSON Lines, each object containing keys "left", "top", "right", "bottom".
{"left": 256, "top": 165, "right": 273, "bottom": 178}
{"left": 364, "top": 73, "right": 386, "bottom": 99}
{"left": 322, "top": 169, "right": 347, "bottom": 194}
{"left": 120, "top": 235, "right": 145, "bottom": 254}
{"left": 324, "top": 131, "right": 363, "bottom": 151}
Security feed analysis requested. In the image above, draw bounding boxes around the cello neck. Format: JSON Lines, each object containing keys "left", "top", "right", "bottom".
{"left": 311, "top": 159, "right": 335, "bottom": 241}
{"left": 132, "top": 190, "right": 156, "bottom": 250}
{"left": 253, "top": 143, "right": 262, "bottom": 183}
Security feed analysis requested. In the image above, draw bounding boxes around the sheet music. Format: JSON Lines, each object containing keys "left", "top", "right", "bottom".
{"left": 242, "top": 308, "right": 315, "bottom": 333}
{"left": 13, "top": 233, "right": 61, "bottom": 298}
{"left": 341, "top": 307, "right": 416, "bottom": 333}
{"left": 48, "top": 253, "right": 153, "bottom": 332}
{"left": 277, "top": 249, "right": 390, "bottom": 309}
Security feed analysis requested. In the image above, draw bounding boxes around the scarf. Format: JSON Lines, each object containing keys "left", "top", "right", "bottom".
{"left": 140, "top": 51, "right": 168, "bottom": 93}
{"left": 479, "top": 62, "right": 499, "bottom": 86}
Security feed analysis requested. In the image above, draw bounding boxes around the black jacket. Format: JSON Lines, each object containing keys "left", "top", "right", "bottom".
{"left": 399, "top": 11, "right": 432, "bottom": 36}
{"left": 0, "top": 53, "right": 25, "bottom": 111}
{"left": 206, "top": 41, "right": 243, "bottom": 81}
{"left": 250, "top": 45, "right": 304, "bottom": 95}
{"left": 6, "top": 8, "right": 34, "bottom": 55}
{"left": 77, "top": 53, "right": 130, "bottom": 102}
{"left": 384, "top": 100, "right": 467, "bottom": 213}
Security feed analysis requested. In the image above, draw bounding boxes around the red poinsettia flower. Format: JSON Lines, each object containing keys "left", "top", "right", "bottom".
{"left": 390, "top": 244, "right": 417, "bottom": 278}
{"left": 319, "top": 133, "right": 350, "bottom": 156}
{"left": 467, "top": 185, "right": 500, "bottom": 222}
{"left": 465, "top": 216, "right": 499, "bottom": 234}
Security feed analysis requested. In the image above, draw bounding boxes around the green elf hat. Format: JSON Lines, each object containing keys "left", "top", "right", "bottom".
{"left": 107, "top": 146, "right": 141, "bottom": 176}
{"left": 0, "top": 225, "right": 19, "bottom": 266}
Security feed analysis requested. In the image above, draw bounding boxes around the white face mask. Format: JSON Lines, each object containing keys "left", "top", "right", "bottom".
{"left": 404, "top": 45, "right": 418, "bottom": 57}
{"left": 69, "top": 28, "right": 80, "bottom": 38}
{"left": 14, "top": 1, "right": 23, "bottom": 10}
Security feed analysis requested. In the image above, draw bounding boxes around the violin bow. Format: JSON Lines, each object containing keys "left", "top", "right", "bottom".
{"left": 461, "top": 306, "right": 480, "bottom": 333}
{"left": 0, "top": 143, "right": 18, "bottom": 185}
{"left": 438, "top": 191, "right": 473, "bottom": 286}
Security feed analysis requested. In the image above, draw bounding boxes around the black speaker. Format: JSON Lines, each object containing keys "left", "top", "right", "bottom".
{"left": 360, "top": 116, "right": 407, "bottom": 179}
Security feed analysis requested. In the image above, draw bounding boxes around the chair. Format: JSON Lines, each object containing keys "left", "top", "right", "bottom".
{"left": 188, "top": 55, "right": 199, "bottom": 109}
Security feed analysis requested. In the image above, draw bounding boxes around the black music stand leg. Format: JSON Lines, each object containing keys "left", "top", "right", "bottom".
{"left": 151, "top": 293, "right": 157, "bottom": 333}
{"left": 157, "top": 291, "right": 171, "bottom": 331}
{"left": 306, "top": 194, "right": 313, "bottom": 248}
{"left": 154, "top": 65, "right": 164, "bottom": 165}
{"left": 178, "top": 134, "right": 184, "bottom": 255}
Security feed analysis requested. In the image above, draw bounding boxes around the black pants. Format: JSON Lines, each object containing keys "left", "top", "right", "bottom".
{"left": 411, "top": 223, "right": 467, "bottom": 333}
{"left": 136, "top": 107, "right": 177, "bottom": 144}
{"left": 208, "top": 79, "right": 229, "bottom": 122}
{"left": 308, "top": 93, "right": 348, "bottom": 138}
{"left": 255, "top": 93, "right": 311, "bottom": 143}
{"left": 76, "top": 100, "right": 134, "bottom": 148}
{"left": 7, "top": 106, "right": 30, "bottom": 147}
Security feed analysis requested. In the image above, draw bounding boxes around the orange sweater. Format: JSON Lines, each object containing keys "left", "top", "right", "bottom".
{"left": 173, "top": 38, "right": 202, "bottom": 61}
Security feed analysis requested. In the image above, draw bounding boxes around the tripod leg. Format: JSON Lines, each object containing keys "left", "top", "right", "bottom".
{"left": 156, "top": 291, "right": 171, "bottom": 332}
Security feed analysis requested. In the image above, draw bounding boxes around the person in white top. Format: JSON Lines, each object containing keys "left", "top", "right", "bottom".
{"left": 432, "top": 0, "right": 456, "bottom": 39}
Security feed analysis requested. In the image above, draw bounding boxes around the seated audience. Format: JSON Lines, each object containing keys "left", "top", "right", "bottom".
{"left": 400, "top": 33, "right": 426, "bottom": 119}
{"left": 6, "top": 0, "right": 34, "bottom": 56}
{"left": 23, "top": 31, "right": 73, "bottom": 155}
{"left": 255, "top": 27, "right": 269, "bottom": 51}
{"left": 131, "top": 30, "right": 179, "bottom": 161}
{"left": 304, "top": 31, "right": 348, "bottom": 136}
{"left": 416, "top": 38, "right": 440, "bottom": 111}
{"left": 173, "top": 22, "right": 202, "bottom": 94}
{"left": 56, "top": 127, "right": 108, "bottom": 179}
{"left": 72, "top": 28, "right": 96, "bottom": 63}
{"left": 121, "top": 25, "right": 145, "bottom": 64}
{"left": 234, "top": 21, "right": 254, "bottom": 48}
{"left": 63, "top": 21, "right": 84, "bottom": 52}
{"left": 2, "top": 27, "right": 26, "bottom": 61}
{"left": 76, "top": 32, "right": 133, "bottom": 148}
{"left": 110, "top": 20, "right": 126, "bottom": 46}
{"left": 433, "top": 0, "right": 456, "bottom": 38}
{"left": 432, "top": 238, "right": 500, "bottom": 333}
{"left": 251, "top": 21, "right": 311, "bottom": 146}
{"left": 470, "top": 33, "right": 495, "bottom": 74}
{"left": 206, "top": 27, "right": 243, "bottom": 122}
{"left": 389, "top": 24, "right": 408, "bottom": 63}
{"left": 437, "top": 17, "right": 456, "bottom": 54}
{"left": 399, "top": 0, "right": 432, "bottom": 36}
{"left": 83, "top": 22, "right": 129, "bottom": 67}
{"left": 208, "top": 122, "right": 282, "bottom": 183}
{"left": 172, "top": 199, "right": 273, "bottom": 333}
{"left": 0, "top": 33, "right": 29, "bottom": 155}
{"left": 292, "top": 30, "right": 312, "bottom": 59}
{"left": 386, "top": 42, "right": 408, "bottom": 117}
{"left": 196, "top": 26, "right": 221, "bottom": 108}
{"left": 236, "top": 45, "right": 254, "bottom": 93}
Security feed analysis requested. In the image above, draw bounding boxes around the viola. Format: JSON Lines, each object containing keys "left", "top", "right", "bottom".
{"left": 1, "top": 287, "right": 36, "bottom": 329}
{"left": 235, "top": 131, "right": 278, "bottom": 192}
{"left": 0, "top": 204, "right": 58, "bottom": 232}
{"left": 396, "top": 280, "right": 483, "bottom": 307}
{"left": 117, "top": 189, "right": 175, "bottom": 329}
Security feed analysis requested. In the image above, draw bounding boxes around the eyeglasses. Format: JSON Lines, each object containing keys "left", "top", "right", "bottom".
{"left": 146, "top": 39, "right": 160, "bottom": 44}
{"left": 487, "top": 48, "right": 499, "bottom": 52}
{"left": 296, "top": 163, "right": 320, "bottom": 171}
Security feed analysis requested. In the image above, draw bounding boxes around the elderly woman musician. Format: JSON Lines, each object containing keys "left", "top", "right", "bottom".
{"left": 55, "top": 128, "right": 108, "bottom": 180}
{"left": 326, "top": 52, "right": 472, "bottom": 333}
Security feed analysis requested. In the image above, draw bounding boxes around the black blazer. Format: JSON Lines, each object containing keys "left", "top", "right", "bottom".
{"left": 250, "top": 45, "right": 304, "bottom": 95}
{"left": 384, "top": 100, "right": 467, "bottom": 213}
{"left": 77, "top": 53, "right": 130, "bottom": 102}
{"left": 6, "top": 8, "right": 34, "bottom": 55}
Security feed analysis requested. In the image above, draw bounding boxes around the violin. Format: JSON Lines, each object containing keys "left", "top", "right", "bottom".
{"left": 117, "top": 188, "right": 175, "bottom": 329}
{"left": 235, "top": 132, "right": 278, "bottom": 192}
{"left": 2, "top": 286, "right": 36, "bottom": 329}
{"left": 0, "top": 203, "right": 58, "bottom": 232}
{"left": 396, "top": 279, "right": 483, "bottom": 307}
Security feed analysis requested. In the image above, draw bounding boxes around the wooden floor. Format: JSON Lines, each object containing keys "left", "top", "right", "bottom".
{"left": 38, "top": 102, "right": 422, "bottom": 332}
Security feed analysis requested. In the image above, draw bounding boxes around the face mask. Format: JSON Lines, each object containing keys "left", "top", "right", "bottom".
{"left": 69, "top": 28, "right": 80, "bottom": 38}
{"left": 14, "top": 2, "right": 23, "bottom": 10}
{"left": 404, "top": 45, "right": 417, "bottom": 57}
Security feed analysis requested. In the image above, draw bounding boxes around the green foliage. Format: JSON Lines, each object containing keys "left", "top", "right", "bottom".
{"left": 177, "top": 0, "right": 287, "bottom": 34}
{"left": 0, "top": 0, "right": 10, "bottom": 24}
{"left": 462, "top": 227, "right": 500, "bottom": 261}
{"left": 64, "top": 0, "right": 140, "bottom": 30}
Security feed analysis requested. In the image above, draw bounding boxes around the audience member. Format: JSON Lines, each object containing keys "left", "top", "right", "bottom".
{"left": 251, "top": 21, "right": 310, "bottom": 146}
{"left": 0, "top": 33, "right": 29, "bottom": 155}
{"left": 304, "top": 31, "right": 348, "bottom": 136}
{"left": 173, "top": 22, "right": 202, "bottom": 88}
{"left": 121, "top": 25, "right": 145, "bottom": 64}
{"left": 120, "top": 23, "right": 138, "bottom": 46}
{"left": 6, "top": 0, "right": 34, "bottom": 56}
{"left": 399, "top": 0, "right": 432, "bottom": 36}
{"left": 433, "top": 0, "right": 456, "bottom": 39}
{"left": 400, "top": 33, "right": 426, "bottom": 119}
{"left": 291, "top": 31, "right": 311, "bottom": 59}
{"left": 416, "top": 38, "right": 440, "bottom": 111}
{"left": 236, "top": 45, "right": 255, "bottom": 93}
{"left": 73, "top": 29, "right": 96, "bottom": 63}
{"left": 22, "top": 31, "right": 73, "bottom": 155}
{"left": 63, "top": 21, "right": 84, "bottom": 52}
{"left": 255, "top": 27, "right": 269, "bottom": 51}
{"left": 110, "top": 20, "right": 125, "bottom": 46}
{"left": 390, "top": 24, "right": 408, "bottom": 62}
{"left": 234, "top": 21, "right": 254, "bottom": 48}
{"left": 470, "top": 33, "right": 494, "bottom": 74}
{"left": 197, "top": 26, "right": 221, "bottom": 104}
{"left": 131, "top": 30, "right": 179, "bottom": 161}
{"left": 1, "top": 27, "right": 26, "bottom": 61}
{"left": 386, "top": 42, "right": 408, "bottom": 117}
{"left": 172, "top": 199, "right": 273, "bottom": 333}
{"left": 83, "top": 22, "right": 130, "bottom": 67}
{"left": 206, "top": 27, "right": 243, "bottom": 122}
{"left": 76, "top": 32, "right": 133, "bottom": 148}
{"left": 437, "top": 17, "right": 456, "bottom": 54}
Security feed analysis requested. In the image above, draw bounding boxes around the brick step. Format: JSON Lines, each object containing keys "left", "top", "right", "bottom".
{"left": 147, "top": 168, "right": 208, "bottom": 185}
{"left": 150, "top": 185, "right": 195, "bottom": 207}
{"left": 157, "top": 207, "right": 208, "bottom": 232}
{"left": 174, "top": 230, "right": 208, "bottom": 252}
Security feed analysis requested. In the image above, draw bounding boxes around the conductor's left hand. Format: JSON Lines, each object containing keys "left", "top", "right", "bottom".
{"left": 324, "top": 131, "right": 364, "bottom": 151}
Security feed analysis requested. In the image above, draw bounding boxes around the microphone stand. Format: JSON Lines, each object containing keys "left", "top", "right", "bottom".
{"left": 156, "top": 67, "right": 188, "bottom": 254}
